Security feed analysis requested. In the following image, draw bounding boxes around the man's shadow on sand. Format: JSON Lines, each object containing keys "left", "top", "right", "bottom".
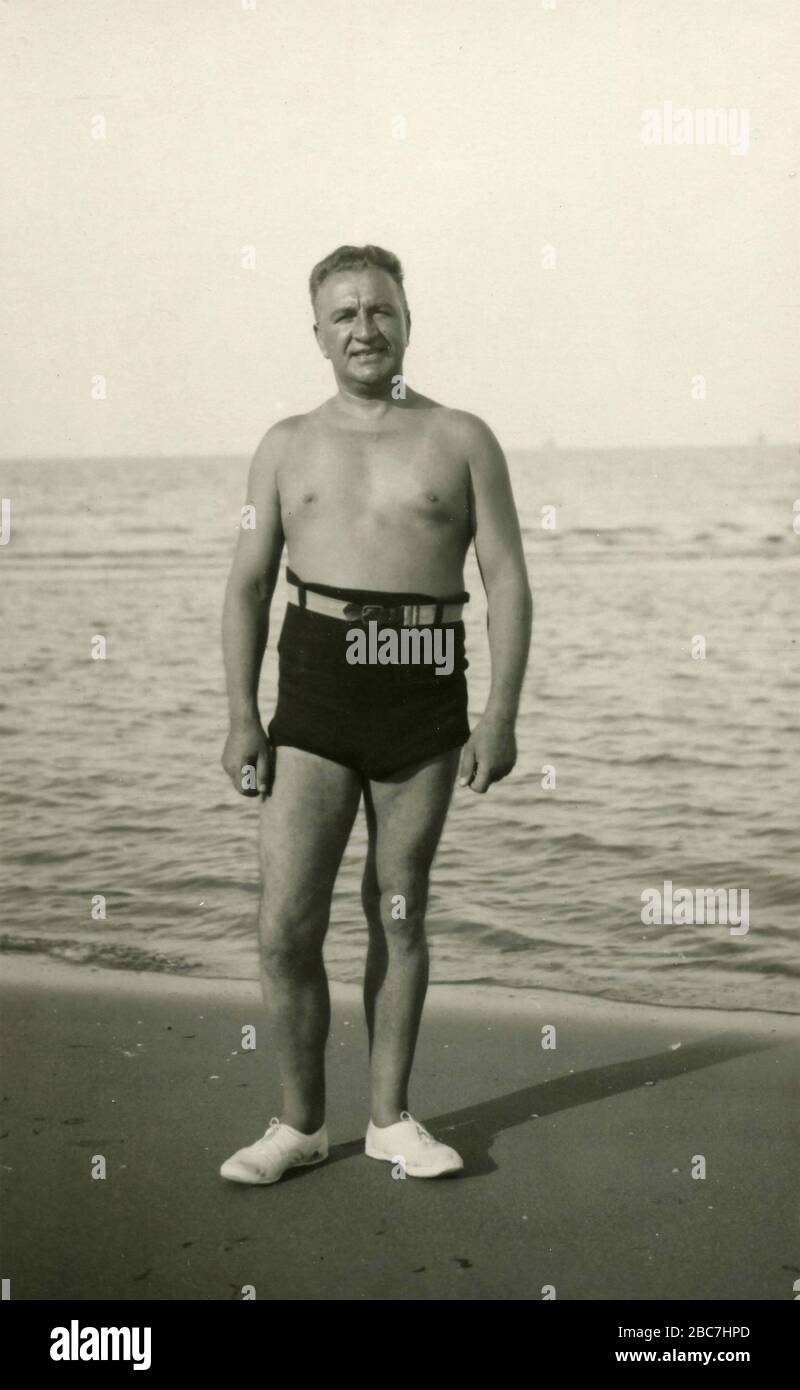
{"left": 322, "top": 1031, "right": 786, "bottom": 1178}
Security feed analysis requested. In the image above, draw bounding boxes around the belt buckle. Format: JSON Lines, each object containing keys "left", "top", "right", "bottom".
{"left": 343, "top": 601, "right": 394, "bottom": 625}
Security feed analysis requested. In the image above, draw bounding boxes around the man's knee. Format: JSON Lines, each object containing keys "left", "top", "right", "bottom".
{"left": 260, "top": 930, "right": 324, "bottom": 980}
{"left": 259, "top": 897, "right": 327, "bottom": 978}
{"left": 377, "top": 872, "right": 429, "bottom": 944}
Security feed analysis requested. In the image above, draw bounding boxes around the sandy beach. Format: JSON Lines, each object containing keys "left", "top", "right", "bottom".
{"left": 1, "top": 956, "right": 797, "bottom": 1302}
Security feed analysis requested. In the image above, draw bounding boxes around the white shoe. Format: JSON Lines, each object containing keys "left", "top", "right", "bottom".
{"left": 365, "top": 1111, "right": 463, "bottom": 1178}
{"left": 220, "top": 1117, "right": 328, "bottom": 1185}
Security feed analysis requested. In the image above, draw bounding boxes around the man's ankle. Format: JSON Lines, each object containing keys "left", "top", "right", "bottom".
{"left": 370, "top": 1106, "right": 407, "bottom": 1129}
{"left": 282, "top": 1115, "right": 325, "bottom": 1136}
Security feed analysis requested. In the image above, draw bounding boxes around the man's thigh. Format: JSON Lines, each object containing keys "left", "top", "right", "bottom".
{"left": 259, "top": 746, "right": 362, "bottom": 915}
{"left": 363, "top": 749, "right": 461, "bottom": 888}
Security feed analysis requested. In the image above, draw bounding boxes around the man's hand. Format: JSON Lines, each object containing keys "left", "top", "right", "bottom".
{"left": 222, "top": 717, "right": 273, "bottom": 799}
{"left": 458, "top": 713, "right": 517, "bottom": 794}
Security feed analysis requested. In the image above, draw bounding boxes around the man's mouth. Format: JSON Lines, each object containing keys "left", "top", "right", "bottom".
{"left": 351, "top": 346, "right": 387, "bottom": 358}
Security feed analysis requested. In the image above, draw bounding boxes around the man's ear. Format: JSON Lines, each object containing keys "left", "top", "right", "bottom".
{"left": 312, "top": 322, "right": 329, "bottom": 360}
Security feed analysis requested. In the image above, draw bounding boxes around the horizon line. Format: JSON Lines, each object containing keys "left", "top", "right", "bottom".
{"left": 2, "top": 440, "right": 798, "bottom": 465}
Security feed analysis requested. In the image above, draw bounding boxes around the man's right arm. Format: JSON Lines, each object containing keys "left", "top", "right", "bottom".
{"left": 221, "top": 423, "right": 288, "bottom": 797}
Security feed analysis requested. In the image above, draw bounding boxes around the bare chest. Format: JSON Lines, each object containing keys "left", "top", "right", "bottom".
{"left": 278, "top": 432, "right": 470, "bottom": 535}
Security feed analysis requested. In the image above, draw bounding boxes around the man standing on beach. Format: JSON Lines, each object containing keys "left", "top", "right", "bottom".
{"left": 220, "top": 245, "right": 531, "bottom": 1183}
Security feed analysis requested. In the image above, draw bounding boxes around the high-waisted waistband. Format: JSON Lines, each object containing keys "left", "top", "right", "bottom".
{"left": 286, "top": 566, "right": 470, "bottom": 607}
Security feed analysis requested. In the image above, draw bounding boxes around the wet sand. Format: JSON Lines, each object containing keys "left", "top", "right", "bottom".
{"left": 0, "top": 956, "right": 797, "bottom": 1301}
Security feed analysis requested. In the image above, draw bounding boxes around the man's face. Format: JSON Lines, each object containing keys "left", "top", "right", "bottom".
{"left": 313, "top": 267, "right": 410, "bottom": 393}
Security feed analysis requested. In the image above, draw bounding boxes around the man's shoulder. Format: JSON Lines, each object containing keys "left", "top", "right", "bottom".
{"left": 439, "top": 406, "right": 492, "bottom": 434}
{"left": 254, "top": 410, "right": 314, "bottom": 451}
{"left": 433, "top": 406, "right": 503, "bottom": 462}
{"left": 249, "top": 410, "right": 318, "bottom": 475}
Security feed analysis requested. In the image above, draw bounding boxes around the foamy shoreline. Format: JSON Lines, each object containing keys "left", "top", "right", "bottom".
{"left": 3, "top": 952, "right": 798, "bottom": 1031}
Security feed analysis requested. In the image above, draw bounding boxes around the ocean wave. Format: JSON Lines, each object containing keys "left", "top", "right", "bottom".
{"left": 0, "top": 934, "right": 199, "bottom": 974}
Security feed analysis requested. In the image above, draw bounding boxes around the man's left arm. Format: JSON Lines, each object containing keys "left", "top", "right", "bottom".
{"left": 459, "top": 415, "right": 532, "bottom": 794}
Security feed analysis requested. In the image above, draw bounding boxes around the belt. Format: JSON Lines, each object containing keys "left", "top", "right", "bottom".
{"left": 287, "top": 583, "right": 463, "bottom": 627}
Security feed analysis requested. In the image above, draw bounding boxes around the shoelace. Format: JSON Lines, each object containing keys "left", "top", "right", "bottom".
{"left": 258, "top": 1116, "right": 323, "bottom": 1149}
{"left": 401, "top": 1111, "right": 438, "bottom": 1145}
{"left": 256, "top": 1117, "right": 287, "bottom": 1146}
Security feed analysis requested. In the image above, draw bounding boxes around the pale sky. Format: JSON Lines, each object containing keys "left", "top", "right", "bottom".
{"left": 2, "top": 0, "right": 798, "bottom": 455}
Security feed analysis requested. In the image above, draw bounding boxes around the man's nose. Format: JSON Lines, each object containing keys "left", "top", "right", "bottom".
{"left": 353, "top": 310, "right": 378, "bottom": 339}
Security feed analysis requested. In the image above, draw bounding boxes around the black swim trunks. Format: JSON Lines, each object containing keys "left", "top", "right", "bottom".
{"left": 267, "top": 569, "right": 471, "bottom": 780}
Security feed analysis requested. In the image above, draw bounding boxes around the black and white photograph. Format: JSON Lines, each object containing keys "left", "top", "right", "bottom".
{"left": 1, "top": 0, "right": 798, "bottom": 1336}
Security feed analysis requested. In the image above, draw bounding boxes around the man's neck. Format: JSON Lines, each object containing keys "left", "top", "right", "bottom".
{"left": 332, "top": 385, "right": 411, "bottom": 421}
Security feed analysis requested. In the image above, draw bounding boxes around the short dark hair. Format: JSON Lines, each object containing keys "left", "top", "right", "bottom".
{"left": 309, "top": 244, "right": 409, "bottom": 318}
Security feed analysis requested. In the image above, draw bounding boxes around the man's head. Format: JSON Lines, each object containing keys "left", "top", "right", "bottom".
{"left": 310, "top": 245, "right": 411, "bottom": 395}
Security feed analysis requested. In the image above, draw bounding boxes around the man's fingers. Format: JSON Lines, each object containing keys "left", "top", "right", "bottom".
{"left": 236, "top": 760, "right": 262, "bottom": 797}
{"left": 255, "top": 745, "right": 270, "bottom": 798}
{"left": 470, "top": 764, "right": 491, "bottom": 794}
{"left": 459, "top": 741, "right": 493, "bottom": 793}
{"left": 458, "top": 742, "right": 476, "bottom": 787}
